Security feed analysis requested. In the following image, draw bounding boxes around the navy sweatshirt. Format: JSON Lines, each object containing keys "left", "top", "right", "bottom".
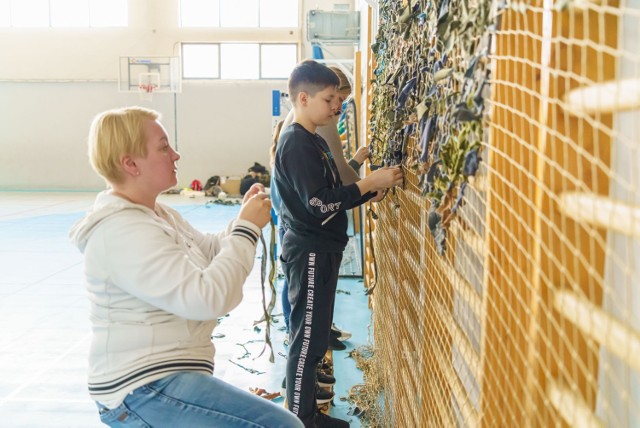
{"left": 274, "top": 123, "right": 373, "bottom": 252}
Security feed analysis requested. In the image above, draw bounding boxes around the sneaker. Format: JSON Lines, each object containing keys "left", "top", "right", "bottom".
{"left": 331, "top": 323, "right": 352, "bottom": 341}
{"left": 316, "top": 369, "right": 336, "bottom": 388}
{"left": 328, "top": 334, "right": 346, "bottom": 351}
{"left": 320, "top": 358, "right": 332, "bottom": 372}
{"left": 316, "top": 384, "right": 334, "bottom": 405}
{"left": 314, "top": 411, "right": 349, "bottom": 427}
{"left": 282, "top": 378, "right": 335, "bottom": 405}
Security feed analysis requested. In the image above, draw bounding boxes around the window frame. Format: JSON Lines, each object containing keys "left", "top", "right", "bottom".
{"left": 179, "top": 0, "right": 299, "bottom": 28}
{"left": 181, "top": 42, "right": 298, "bottom": 81}
{"left": 181, "top": 42, "right": 222, "bottom": 80}
{"left": 259, "top": 43, "right": 299, "bottom": 80}
{"left": 0, "top": 0, "right": 127, "bottom": 28}
{"left": 178, "top": 0, "right": 220, "bottom": 28}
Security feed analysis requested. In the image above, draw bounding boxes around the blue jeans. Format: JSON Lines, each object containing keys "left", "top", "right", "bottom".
{"left": 96, "top": 372, "right": 303, "bottom": 427}
{"left": 279, "top": 226, "right": 291, "bottom": 332}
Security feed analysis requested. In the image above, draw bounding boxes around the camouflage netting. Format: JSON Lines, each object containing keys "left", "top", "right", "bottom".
{"left": 369, "top": 0, "right": 492, "bottom": 255}
{"left": 361, "top": 0, "right": 640, "bottom": 425}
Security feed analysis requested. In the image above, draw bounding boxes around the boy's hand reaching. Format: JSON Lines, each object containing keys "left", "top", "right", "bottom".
{"left": 353, "top": 146, "right": 370, "bottom": 165}
{"left": 370, "top": 189, "right": 385, "bottom": 202}
{"left": 356, "top": 166, "right": 403, "bottom": 196}
{"left": 369, "top": 166, "right": 404, "bottom": 188}
{"left": 238, "top": 192, "right": 272, "bottom": 229}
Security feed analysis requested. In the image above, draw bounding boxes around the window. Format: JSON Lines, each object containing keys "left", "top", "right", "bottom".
{"left": 183, "top": 44, "right": 220, "bottom": 79}
{"left": 0, "top": 0, "right": 127, "bottom": 27}
{"left": 260, "top": 44, "right": 297, "bottom": 79}
{"left": 221, "top": 44, "right": 259, "bottom": 79}
{"left": 51, "top": 0, "right": 88, "bottom": 27}
{"left": 12, "top": 0, "right": 49, "bottom": 27}
{"left": 180, "top": 0, "right": 298, "bottom": 28}
{"left": 0, "top": 1, "right": 9, "bottom": 27}
{"left": 259, "top": 0, "right": 297, "bottom": 27}
{"left": 219, "top": 0, "right": 258, "bottom": 28}
{"left": 179, "top": 0, "right": 219, "bottom": 27}
{"left": 89, "top": 0, "right": 127, "bottom": 27}
{"left": 182, "top": 43, "right": 297, "bottom": 80}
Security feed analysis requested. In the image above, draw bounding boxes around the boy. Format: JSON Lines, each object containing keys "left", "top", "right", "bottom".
{"left": 274, "top": 60, "right": 403, "bottom": 427}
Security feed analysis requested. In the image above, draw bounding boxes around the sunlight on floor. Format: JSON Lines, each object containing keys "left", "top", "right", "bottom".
{"left": 0, "top": 192, "right": 370, "bottom": 427}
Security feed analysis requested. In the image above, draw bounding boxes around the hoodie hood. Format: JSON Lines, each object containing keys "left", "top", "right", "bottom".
{"left": 69, "top": 191, "right": 154, "bottom": 253}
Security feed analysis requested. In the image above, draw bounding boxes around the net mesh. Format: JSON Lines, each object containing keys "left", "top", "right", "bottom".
{"left": 137, "top": 72, "right": 160, "bottom": 102}
{"left": 361, "top": 0, "right": 640, "bottom": 426}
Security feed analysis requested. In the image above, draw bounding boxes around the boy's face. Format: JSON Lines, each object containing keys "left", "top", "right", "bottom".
{"left": 335, "top": 89, "right": 351, "bottom": 115}
{"left": 300, "top": 85, "right": 339, "bottom": 127}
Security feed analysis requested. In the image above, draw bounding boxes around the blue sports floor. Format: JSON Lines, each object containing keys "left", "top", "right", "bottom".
{"left": 0, "top": 192, "right": 371, "bottom": 427}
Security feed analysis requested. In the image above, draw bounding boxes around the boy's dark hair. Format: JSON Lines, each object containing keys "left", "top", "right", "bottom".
{"left": 288, "top": 60, "right": 340, "bottom": 104}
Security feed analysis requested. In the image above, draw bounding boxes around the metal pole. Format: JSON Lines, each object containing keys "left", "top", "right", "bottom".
{"left": 173, "top": 92, "right": 178, "bottom": 151}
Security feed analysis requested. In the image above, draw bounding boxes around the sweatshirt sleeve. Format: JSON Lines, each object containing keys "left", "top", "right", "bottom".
{"left": 354, "top": 190, "right": 376, "bottom": 207}
{"left": 160, "top": 203, "right": 241, "bottom": 261}
{"left": 99, "top": 211, "right": 261, "bottom": 321}
{"left": 280, "top": 135, "right": 363, "bottom": 220}
{"left": 348, "top": 159, "right": 361, "bottom": 171}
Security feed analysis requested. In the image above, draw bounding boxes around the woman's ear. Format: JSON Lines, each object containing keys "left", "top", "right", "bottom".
{"left": 120, "top": 155, "right": 139, "bottom": 177}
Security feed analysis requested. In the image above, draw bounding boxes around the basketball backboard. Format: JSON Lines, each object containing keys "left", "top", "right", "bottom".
{"left": 119, "top": 56, "right": 181, "bottom": 100}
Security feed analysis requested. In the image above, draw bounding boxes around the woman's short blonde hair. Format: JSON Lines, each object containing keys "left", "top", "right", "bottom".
{"left": 88, "top": 106, "right": 160, "bottom": 184}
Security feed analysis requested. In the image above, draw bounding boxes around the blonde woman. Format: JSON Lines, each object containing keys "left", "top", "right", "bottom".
{"left": 70, "top": 107, "right": 302, "bottom": 428}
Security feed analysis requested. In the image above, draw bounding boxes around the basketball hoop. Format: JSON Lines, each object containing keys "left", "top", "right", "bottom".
{"left": 119, "top": 57, "right": 181, "bottom": 101}
{"left": 137, "top": 83, "right": 157, "bottom": 101}
{"left": 137, "top": 72, "right": 161, "bottom": 102}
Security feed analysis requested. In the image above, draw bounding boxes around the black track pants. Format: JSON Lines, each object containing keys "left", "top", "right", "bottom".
{"left": 282, "top": 244, "right": 342, "bottom": 427}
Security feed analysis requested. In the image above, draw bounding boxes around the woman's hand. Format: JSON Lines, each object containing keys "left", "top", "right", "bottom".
{"left": 242, "top": 183, "right": 265, "bottom": 204}
{"left": 238, "top": 192, "right": 272, "bottom": 228}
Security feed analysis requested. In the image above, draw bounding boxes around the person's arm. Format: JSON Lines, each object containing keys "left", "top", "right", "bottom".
{"left": 316, "top": 122, "right": 361, "bottom": 185}
{"left": 349, "top": 146, "right": 370, "bottom": 172}
{"left": 281, "top": 137, "right": 362, "bottom": 220}
{"left": 354, "top": 166, "right": 404, "bottom": 196}
{"left": 348, "top": 158, "right": 361, "bottom": 171}
{"left": 284, "top": 109, "right": 360, "bottom": 184}
{"left": 160, "top": 204, "right": 242, "bottom": 259}
{"left": 100, "top": 211, "right": 261, "bottom": 321}
{"left": 174, "top": 183, "right": 268, "bottom": 259}
{"left": 351, "top": 190, "right": 376, "bottom": 208}
{"left": 269, "top": 172, "right": 282, "bottom": 214}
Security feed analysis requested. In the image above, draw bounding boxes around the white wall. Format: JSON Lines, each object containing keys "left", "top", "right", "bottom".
{"left": 0, "top": 80, "right": 287, "bottom": 190}
{"left": 0, "top": 0, "right": 355, "bottom": 190}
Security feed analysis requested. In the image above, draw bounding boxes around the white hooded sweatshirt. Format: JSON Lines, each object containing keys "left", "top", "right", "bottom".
{"left": 69, "top": 191, "right": 261, "bottom": 408}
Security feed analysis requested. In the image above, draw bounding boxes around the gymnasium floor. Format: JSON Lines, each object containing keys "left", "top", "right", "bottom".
{"left": 0, "top": 192, "right": 371, "bottom": 427}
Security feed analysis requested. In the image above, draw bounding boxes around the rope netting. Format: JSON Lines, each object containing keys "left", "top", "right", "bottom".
{"left": 361, "top": 0, "right": 640, "bottom": 426}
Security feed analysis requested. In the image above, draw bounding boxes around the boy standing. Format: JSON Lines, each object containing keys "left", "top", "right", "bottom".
{"left": 274, "top": 60, "right": 403, "bottom": 427}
